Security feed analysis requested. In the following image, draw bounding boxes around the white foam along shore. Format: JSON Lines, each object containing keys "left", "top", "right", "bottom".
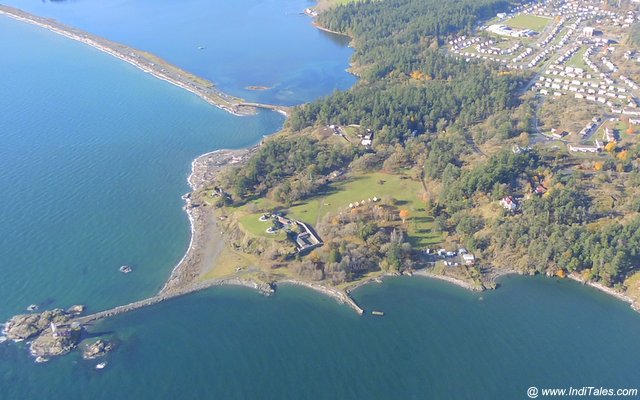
{"left": 0, "top": 5, "right": 251, "bottom": 116}
{"left": 8, "top": 1, "right": 639, "bottom": 329}
{"left": 159, "top": 150, "right": 229, "bottom": 293}
{"left": 567, "top": 274, "right": 639, "bottom": 312}
{"left": 158, "top": 148, "right": 233, "bottom": 295}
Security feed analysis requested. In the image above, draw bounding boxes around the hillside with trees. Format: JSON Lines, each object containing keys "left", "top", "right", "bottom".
{"left": 204, "top": 0, "right": 640, "bottom": 300}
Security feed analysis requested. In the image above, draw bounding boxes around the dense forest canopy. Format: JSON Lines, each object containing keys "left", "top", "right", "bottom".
{"left": 289, "top": 0, "right": 529, "bottom": 142}
{"left": 318, "top": 0, "right": 514, "bottom": 75}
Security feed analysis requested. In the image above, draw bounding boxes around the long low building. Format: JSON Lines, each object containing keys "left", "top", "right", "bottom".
{"left": 486, "top": 24, "right": 536, "bottom": 38}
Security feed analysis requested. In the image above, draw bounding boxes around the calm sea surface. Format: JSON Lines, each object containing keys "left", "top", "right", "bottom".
{"left": 2, "top": 0, "right": 357, "bottom": 105}
{"left": 0, "top": 1, "right": 639, "bottom": 399}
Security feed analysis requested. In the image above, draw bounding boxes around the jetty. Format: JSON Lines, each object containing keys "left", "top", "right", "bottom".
{"left": 73, "top": 280, "right": 363, "bottom": 325}
{"left": 73, "top": 278, "right": 362, "bottom": 325}
{"left": 73, "top": 278, "right": 274, "bottom": 325}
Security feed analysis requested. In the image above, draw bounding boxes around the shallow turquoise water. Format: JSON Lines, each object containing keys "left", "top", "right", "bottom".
{"left": 2, "top": 0, "right": 357, "bottom": 105}
{"left": 1, "top": 2, "right": 640, "bottom": 399}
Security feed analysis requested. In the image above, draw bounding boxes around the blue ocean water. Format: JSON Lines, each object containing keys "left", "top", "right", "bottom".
{"left": 2, "top": 0, "right": 357, "bottom": 105}
{"left": 0, "top": 1, "right": 639, "bottom": 399}
{"left": 0, "top": 15, "right": 284, "bottom": 318}
{"left": 2, "top": 277, "right": 640, "bottom": 399}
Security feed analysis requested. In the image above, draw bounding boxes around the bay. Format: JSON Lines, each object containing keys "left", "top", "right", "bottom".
{"left": 1, "top": 0, "right": 357, "bottom": 105}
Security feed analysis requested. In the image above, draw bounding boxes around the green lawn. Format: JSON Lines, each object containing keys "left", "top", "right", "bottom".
{"left": 235, "top": 172, "right": 441, "bottom": 248}
{"left": 238, "top": 213, "right": 287, "bottom": 240}
{"left": 566, "top": 47, "right": 588, "bottom": 69}
{"left": 286, "top": 172, "right": 440, "bottom": 248}
{"left": 504, "top": 14, "right": 551, "bottom": 32}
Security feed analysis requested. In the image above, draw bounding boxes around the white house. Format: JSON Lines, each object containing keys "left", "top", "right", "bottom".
{"left": 500, "top": 196, "right": 518, "bottom": 211}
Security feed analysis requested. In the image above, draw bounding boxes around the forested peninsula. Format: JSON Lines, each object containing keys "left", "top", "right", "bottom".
{"left": 198, "top": 0, "right": 640, "bottom": 311}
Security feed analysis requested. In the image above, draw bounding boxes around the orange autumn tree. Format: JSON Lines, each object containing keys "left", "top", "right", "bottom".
{"left": 410, "top": 70, "right": 425, "bottom": 80}
{"left": 399, "top": 209, "right": 410, "bottom": 224}
{"left": 604, "top": 141, "right": 617, "bottom": 153}
{"left": 618, "top": 150, "right": 629, "bottom": 161}
{"left": 627, "top": 125, "right": 635, "bottom": 135}
{"left": 594, "top": 161, "right": 604, "bottom": 171}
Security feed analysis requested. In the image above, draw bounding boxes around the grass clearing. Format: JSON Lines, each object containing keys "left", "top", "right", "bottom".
{"left": 234, "top": 172, "right": 441, "bottom": 248}
{"left": 286, "top": 172, "right": 440, "bottom": 248}
{"left": 238, "top": 213, "right": 287, "bottom": 240}
{"left": 504, "top": 14, "right": 551, "bottom": 32}
{"left": 566, "top": 47, "right": 588, "bottom": 69}
{"left": 623, "top": 271, "right": 640, "bottom": 304}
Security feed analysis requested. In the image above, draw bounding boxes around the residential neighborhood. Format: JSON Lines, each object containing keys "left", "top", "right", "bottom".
{"left": 450, "top": 0, "right": 640, "bottom": 153}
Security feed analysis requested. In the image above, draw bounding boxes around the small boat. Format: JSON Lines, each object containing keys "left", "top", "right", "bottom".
{"left": 371, "top": 311, "right": 385, "bottom": 316}
{"left": 27, "top": 304, "right": 39, "bottom": 311}
{"left": 197, "top": 46, "right": 206, "bottom": 50}
{"left": 35, "top": 356, "right": 49, "bottom": 363}
{"left": 95, "top": 362, "right": 107, "bottom": 370}
{"left": 119, "top": 265, "right": 133, "bottom": 274}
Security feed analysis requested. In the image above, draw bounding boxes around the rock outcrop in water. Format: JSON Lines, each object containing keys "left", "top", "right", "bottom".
{"left": 30, "top": 326, "right": 82, "bottom": 357}
{"left": 3, "top": 309, "right": 71, "bottom": 341}
{"left": 3, "top": 309, "right": 83, "bottom": 358}
{"left": 82, "top": 339, "right": 113, "bottom": 359}
{"left": 67, "top": 305, "right": 86, "bottom": 315}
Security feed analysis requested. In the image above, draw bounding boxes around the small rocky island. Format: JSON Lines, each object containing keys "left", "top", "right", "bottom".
{"left": 82, "top": 339, "right": 113, "bottom": 360}
{"left": 3, "top": 308, "right": 84, "bottom": 359}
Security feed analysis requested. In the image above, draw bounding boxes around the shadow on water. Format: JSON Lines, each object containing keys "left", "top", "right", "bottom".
{"left": 81, "top": 330, "right": 117, "bottom": 340}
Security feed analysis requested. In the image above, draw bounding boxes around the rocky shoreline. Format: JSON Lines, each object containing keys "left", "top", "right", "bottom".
{"left": 276, "top": 280, "right": 364, "bottom": 315}
{"left": 412, "top": 270, "right": 484, "bottom": 292}
{"left": 160, "top": 146, "right": 259, "bottom": 295}
{"left": 567, "top": 274, "right": 639, "bottom": 312}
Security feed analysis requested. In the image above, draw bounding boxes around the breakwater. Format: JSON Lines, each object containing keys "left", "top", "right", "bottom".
{"left": 74, "top": 278, "right": 275, "bottom": 325}
{"left": 74, "top": 278, "right": 362, "bottom": 325}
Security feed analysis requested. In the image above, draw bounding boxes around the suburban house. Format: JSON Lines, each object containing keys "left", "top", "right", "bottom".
{"left": 361, "top": 129, "right": 374, "bottom": 147}
{"left": 535, "top": 184, "right": 547, "bottom": 195}
{"left": 462, "top": 254, "right": 476, "bottom": 265}
{"left": 500, "top": 196, "right": 518, "bottom": 211}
